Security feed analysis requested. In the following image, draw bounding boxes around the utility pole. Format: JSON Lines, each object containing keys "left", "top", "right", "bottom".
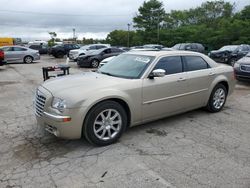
{"left": 127, "top": 23, "right": 131, "bottom": 47}
{"left": 157, "top": 12, "right": 160, "bottom": 44}
{"left": 73, "top": 28, "right": 76, "bottom": 42}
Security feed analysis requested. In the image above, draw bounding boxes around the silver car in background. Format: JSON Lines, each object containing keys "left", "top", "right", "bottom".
{"left": 0, "top": 46, "right": 40, "bottom": 63}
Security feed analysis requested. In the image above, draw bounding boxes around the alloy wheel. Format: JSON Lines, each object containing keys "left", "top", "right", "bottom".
{"left": 93, "top": 109, "right": 122, "bottom": 141}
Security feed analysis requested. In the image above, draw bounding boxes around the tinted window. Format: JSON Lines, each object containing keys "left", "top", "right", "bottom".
{"left": 111, "top": 48, "right": 123, "bottom": 53}
{"left": 154, "top": 56, "right": 183, "bottom": 75}
{"left": 103, "top": 49, "right": 111, "bottom": 54}
{"left": 184, "top": 56, "right": 209, "bottom": 71}
{"left": 1, "top": 47, "right": 13, "bottom": 51}
{"left": 13, "top": 47, "right": 27, "bottom": 51}
{"left": 96, "top": 45, "right": 106, "bottom": 49}
{"left": 191, "top": 44, "right": 197, "bottom": 49}
{"left": 89, "top": 46, "right": 96, "bottom": 50}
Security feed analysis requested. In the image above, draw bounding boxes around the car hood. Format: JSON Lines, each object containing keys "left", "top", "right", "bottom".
{"left": 42, "top": 71, "right": 128, "bottom": 96}
{"left": 210, "top": 50, "right": 231, "bottom": 54}
{"left": 237, "top": 56, "right": 250, "bottom": 64}
{"left": 70, "top": 49, "right": 79, "bottom": 53}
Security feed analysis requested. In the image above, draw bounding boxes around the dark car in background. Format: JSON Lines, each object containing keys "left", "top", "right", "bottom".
{"left": 209, "top": 44, "right": 250, "bottom": 65}
{"left": 49, "top": 44, "right": 80, "bottom": 58}
{"left": 77, "top": 47, "right": 124, "bottom": 68}
{"left": 28, "top": 44, "right": 48, "bottom": 54}
{"left": 172, "top": 43, "right": 205, "bottom": 53}
{"left": 234, "top": 52, "right": 250, "bottom": 81}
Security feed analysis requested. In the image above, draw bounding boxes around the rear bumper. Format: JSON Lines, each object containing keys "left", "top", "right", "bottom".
{"left": 0, "top": 60, "right": 6, "bottom": 66}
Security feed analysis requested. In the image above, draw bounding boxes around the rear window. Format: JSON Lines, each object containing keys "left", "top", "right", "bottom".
{"left": 183, "top": 56, "right": 209, "bottom": 71}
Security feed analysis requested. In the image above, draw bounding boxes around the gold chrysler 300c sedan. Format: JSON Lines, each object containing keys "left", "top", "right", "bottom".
{"left": 35, "top": 51, "right": 236, "bottom": 146}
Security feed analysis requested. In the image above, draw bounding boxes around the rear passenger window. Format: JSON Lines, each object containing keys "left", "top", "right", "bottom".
{"left": 154, "top": 56, "right": 183, "bottom": 75}
{"left": 184, "top": 56, "right": 209, "bottom": 71}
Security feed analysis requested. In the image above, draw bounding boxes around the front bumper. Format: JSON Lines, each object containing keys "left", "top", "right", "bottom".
{"left": 235, "top": 70, "right": 250, "bottom": 80}
{"left": 35, "top": 86, "right": 88, "bottom": 139}
{"left": 69, "top": 53, "right": 78, "bottom": 60}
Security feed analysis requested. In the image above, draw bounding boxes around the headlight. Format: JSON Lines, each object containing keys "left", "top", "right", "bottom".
{"left": 234, "top": 62, "right": 240, "bottom": 68}
{"left": 52, "top": 97, "right": 66, "bottom": 112}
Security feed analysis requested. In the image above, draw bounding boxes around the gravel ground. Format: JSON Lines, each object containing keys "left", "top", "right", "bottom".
{"left": 0, "top": 55, "right": 250, "bottom": 188}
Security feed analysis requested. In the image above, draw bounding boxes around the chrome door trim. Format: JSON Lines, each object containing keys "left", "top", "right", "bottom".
{"left": 143, "top": 88, "right": 208, "bottom": 105}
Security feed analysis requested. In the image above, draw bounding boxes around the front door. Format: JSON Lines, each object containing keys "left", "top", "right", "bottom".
{"left": 142, "top": 56, "right": 190, "bottom": 121}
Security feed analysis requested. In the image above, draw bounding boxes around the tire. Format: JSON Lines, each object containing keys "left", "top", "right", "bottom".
{"left": 83, "top": 101, "right": 127, "bottom": 146}
{"left": 56, "top": 51, "right": 64, "bottom": 58}
{"left": 206, "top": 84, "right": 228, "bottom": 113}
{"left": 91, "top": 59, "right": 99, "bottom": 68}
{"left": 23, "top": 56, "right": 33, "bottom": 64}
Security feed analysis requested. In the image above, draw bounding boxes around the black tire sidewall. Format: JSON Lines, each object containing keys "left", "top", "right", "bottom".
{"left": 91, "top": 59, "right": 99, "bottom": 68}
{"left": 83, "top": 101, "right": 127, "bottom": 146}
{"left": 207, "top": 84, "right": 228, "bottom": 112}
{"left": 24, "top": 56, "right": 33, "bottom": 63}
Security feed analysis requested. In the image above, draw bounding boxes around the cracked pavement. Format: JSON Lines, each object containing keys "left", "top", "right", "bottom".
{"left": 0, "top": 55, "right": 250, "bottom": 188}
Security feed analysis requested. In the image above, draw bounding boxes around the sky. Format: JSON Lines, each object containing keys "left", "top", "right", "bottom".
{"left": 0, "top": 0, "right": 249, "bottom": 41}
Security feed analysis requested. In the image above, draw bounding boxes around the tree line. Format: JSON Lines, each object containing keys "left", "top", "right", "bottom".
{"left": 106, "top": 0, "right": 250, "bottom": 50}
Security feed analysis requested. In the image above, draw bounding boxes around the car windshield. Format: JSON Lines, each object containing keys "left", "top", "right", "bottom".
{"left": 219, "top": 45, "right": 238, "bottom": 51}
{"left": 98, "top": 54, "right": 155, "bottom": 79}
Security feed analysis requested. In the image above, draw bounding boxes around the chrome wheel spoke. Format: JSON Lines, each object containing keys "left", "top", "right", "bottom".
{"left": 93, "top": 109, "right": 122, "bottom": 141}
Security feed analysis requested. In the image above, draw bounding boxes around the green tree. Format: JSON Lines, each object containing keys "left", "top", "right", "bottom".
{"left": 133, "top": 0, "right": 166, "bottom": 43}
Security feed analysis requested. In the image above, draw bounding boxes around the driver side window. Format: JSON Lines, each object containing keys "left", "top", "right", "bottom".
{"left": 154, "top": 56, "right": 183, "bottom": 75}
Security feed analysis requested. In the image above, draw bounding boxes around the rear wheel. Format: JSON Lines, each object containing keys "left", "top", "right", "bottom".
{"left": 83, "top": 101, "right": 127, "bottom": 146}
{"left": 23, "top": 56, "right": 33, "bottom": 64}
{"left": 56, "top": 51, "right": 64, "bottom": 58}
{"left": 91, "top": 59, "right": 99, "bottom": 68}
{"left": 206, "top": 84, "right": 227, "bottom": 112}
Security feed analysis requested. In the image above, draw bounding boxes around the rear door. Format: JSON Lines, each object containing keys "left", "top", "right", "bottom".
{"left": 12, "top": 47, "right": 27, "bottom": 61}
{"left": 182, "top": 56, "right": 214, "bottom": 108}
{"left": 142, "top": 56, "right": 190, "bottom": 121}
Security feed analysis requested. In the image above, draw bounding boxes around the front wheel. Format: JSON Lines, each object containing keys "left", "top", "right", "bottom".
{"left": 83, "top": 101, "right": 127, "bottom": 146}
{"left": 206, "top": 84, "right": 227, "bottom": 112}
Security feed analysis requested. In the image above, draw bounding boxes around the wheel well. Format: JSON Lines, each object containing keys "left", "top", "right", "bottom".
{"left": 84, "top": 98, "right": 131, "bottom": 129}
{"left": 24, "top": 55, "right": 33, "bottom": 59}
{"left": 218, "top": 81, "right": 229, "bottom": 93}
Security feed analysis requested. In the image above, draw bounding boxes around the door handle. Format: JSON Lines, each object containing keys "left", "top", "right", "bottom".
{"left": 209, "top": 72, "right": 215, "bottom": 76}
{"left": 178, "top": 77, "right": 186, "bottom": 82}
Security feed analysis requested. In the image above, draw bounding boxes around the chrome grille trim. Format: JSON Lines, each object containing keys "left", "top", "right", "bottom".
{"left": 35, "top": 89, "right": 46, "bottom": 117}
{"left": 240, "top": 64, "right": 250, "bottom": 73}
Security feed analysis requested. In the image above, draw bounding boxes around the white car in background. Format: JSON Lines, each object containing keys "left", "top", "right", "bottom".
{"left": 99, "top": 56, "right": 116, "bottom": 68}
{"left": 69, "top": 44, "right": 110, "bottom": 61}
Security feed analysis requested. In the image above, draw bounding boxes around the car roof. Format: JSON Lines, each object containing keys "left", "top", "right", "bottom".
{"left": 126, "top": 50, "right": 205, "bottom": 57}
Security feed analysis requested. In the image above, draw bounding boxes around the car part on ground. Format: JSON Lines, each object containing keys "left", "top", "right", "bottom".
{"left": 209, "top": 44, "right": 250, "bottom": 65}
{"left": 0, "top": 46, "right": 40, "bottom": 63}
{"left": 77, "top": 47, "right": 124, "bottom": 68}
{"left": 234, "top": 52, "right": 250, "bottom": 81}
{"left": 35, "top": 50, "right": 236, "bottom": 146}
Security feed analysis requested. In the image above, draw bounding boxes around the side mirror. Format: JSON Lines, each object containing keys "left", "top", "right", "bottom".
{"left": 149, "top": 69, "right": 166, "bottom": 79}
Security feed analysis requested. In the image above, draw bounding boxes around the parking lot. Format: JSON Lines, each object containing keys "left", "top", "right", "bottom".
{"left": 0, "top": 55, "right": 250, "bottom": 188}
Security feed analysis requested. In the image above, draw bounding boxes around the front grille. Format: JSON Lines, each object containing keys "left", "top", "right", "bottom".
{"left": 35, "top": 90, "right": 46, "bottom": 117}
{"left": 240, "top": 64, "right": 250, "bottom": 73}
